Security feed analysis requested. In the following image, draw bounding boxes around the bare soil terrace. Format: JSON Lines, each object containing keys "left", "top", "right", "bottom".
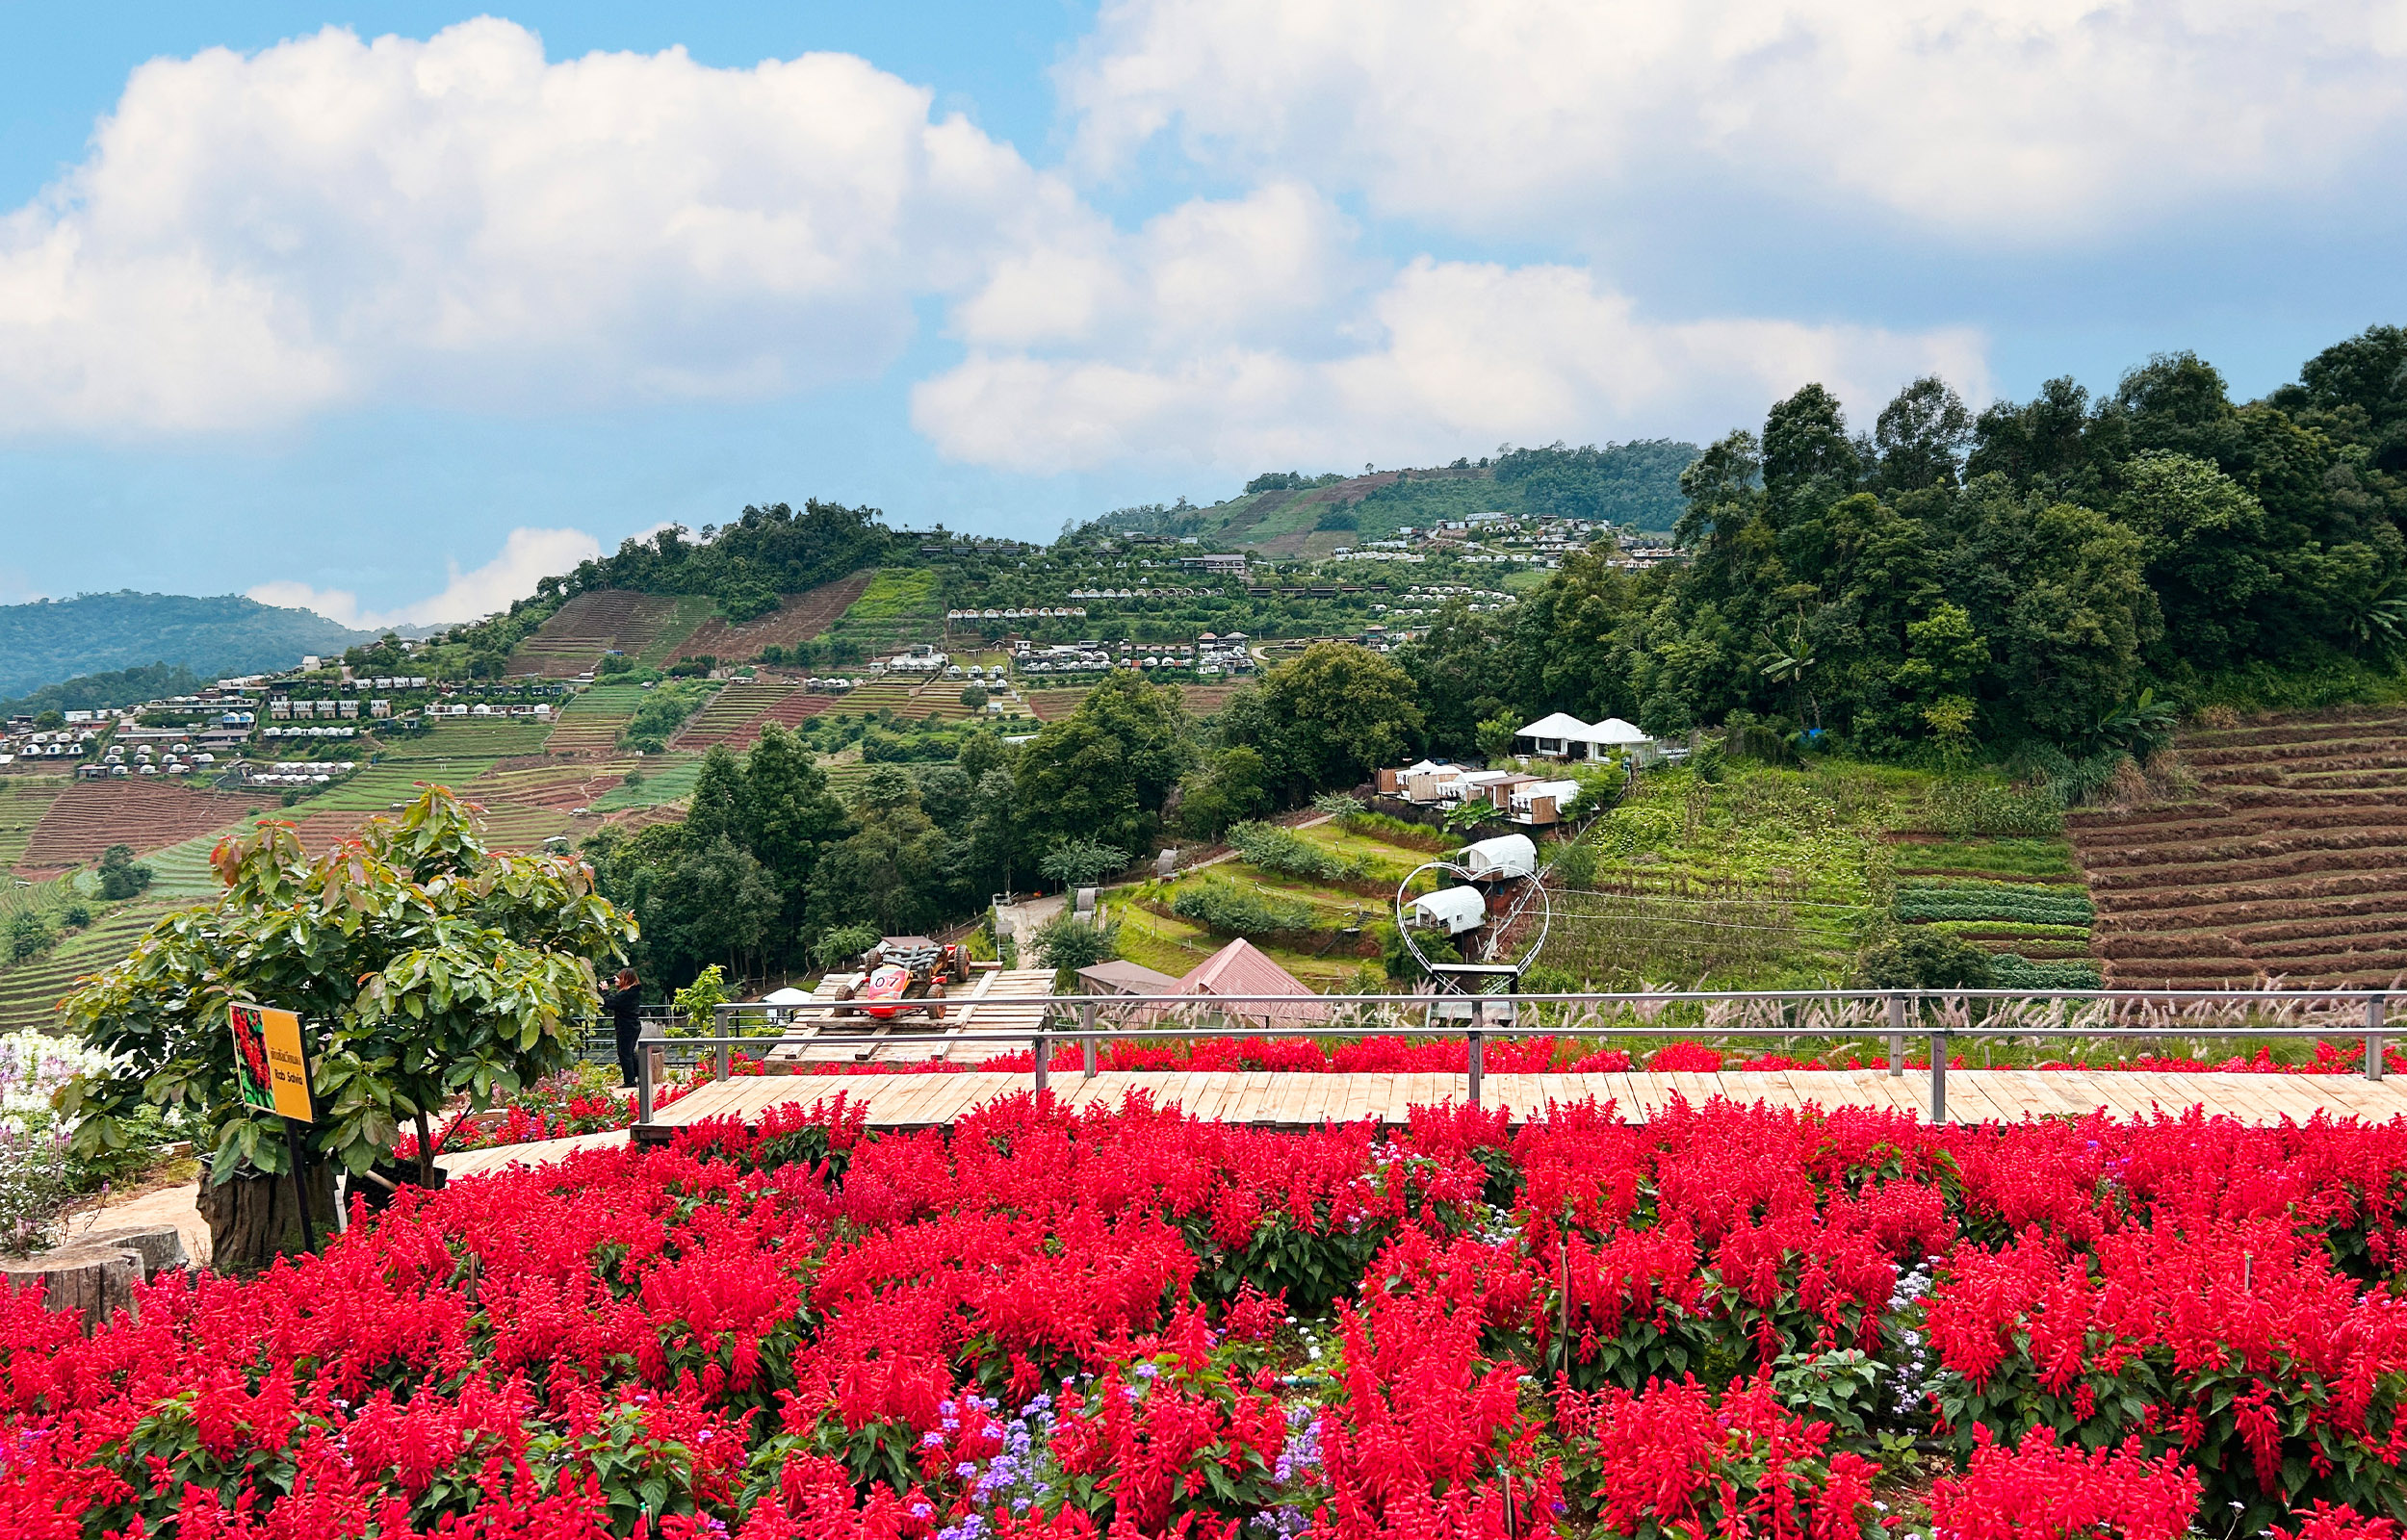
{"left": 2069, "top": 708, "right": 2407, "bottom": 989}
{"left": 15, "top": 783, "right": 262, "bottom": 875}
{"left": 505, "top": 590, "right": 685, "bottom": 677}
{"left": 671, "top": 571, "right": 874, "bottom": 662}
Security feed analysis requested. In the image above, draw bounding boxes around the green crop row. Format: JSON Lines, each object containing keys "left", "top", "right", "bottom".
{"left": 1987, "top": 953, "right": 2104, "bottom": 989}
{"left": 1890, "top": 836, "right": 2077, "bottom": 878}
{"left": 1895, "top": 880, "right": 2095, "bottom": 926}
{"left": 1912, "top": 779, "right": 2065, "bottom": 837}
{"left": 1913, "top": 918, "right": 2093, "bottom": 942}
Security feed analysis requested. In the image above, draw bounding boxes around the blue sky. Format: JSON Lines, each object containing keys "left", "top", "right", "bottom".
{"left": 1, "top": 1, "right": 2401, "bottom": 625}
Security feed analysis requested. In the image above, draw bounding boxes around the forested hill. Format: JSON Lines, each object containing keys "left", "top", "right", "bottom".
{"left": 0, "top": 592, "right": 368, "bottom": 698}
{"left": 546, "top": 500, "right": 900, "bottom": 622}
{"left": 1091, "top": 440, "right": 1702, "bottom": 556}
{"left": 1400, "top": 325, "right": 2407, "bottom": 777}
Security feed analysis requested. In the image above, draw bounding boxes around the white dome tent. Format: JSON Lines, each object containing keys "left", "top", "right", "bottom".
{"left": 1457, "top": 834, "right": 1537, "bottom": 882}
{"left": 1406, "top": 886, "right": 1488, "bottom": 937}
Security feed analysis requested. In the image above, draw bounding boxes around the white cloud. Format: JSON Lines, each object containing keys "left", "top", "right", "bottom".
{"left": 1063, "top": 0, "right": 2407, "bottom": 238}
{"left": 915, "top": 257, "right": 1985, "bottom": 473}
{"left": 0, "top": 19, "right": 1065, "bottom": 435}
{"left": 250, "top": 526, "right": 601, "bottom": 629}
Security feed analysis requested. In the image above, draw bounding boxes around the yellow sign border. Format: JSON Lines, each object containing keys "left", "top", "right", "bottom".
{"left": 229, "top": 1002, "right": 315, "bottom": 1124}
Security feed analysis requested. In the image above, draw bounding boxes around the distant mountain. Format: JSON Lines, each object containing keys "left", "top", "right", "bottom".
{"left": 1090, "top": 440, "right": 1701, "bottom": 558}
{"left": 0, "top": 592, "right": 370, "bottom": 699}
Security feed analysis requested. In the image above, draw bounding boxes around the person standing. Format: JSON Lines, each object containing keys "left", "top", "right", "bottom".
{"left": 604, "top": 967, "right": 645, "bottom": 1087}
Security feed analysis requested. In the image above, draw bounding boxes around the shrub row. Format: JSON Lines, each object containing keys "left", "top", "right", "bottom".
{"left": 1227, "top": 822, "right": 1373, "bottom": 886}
{"left": 1168, "top": 881, "right": 1324, "bottom": 938}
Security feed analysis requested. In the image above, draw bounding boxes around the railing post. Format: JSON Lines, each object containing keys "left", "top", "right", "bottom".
{"left": 1081, "top": 1001, "right": 1099, "bottom": 1079}
{"left": 2369, "top": 994, "right": 2387, "bottom": 1083}
{"left": 1929, "top": 1026, "right": 1948, "bottom": 1125}
{"left": 1034, "top": 1021, "right": 1050, "bottom": 1095}
{"left": 1886, "top": 991, "right": 1905, "bottom": 1077}
{"left": 713, "top": 1003, "right": 732, "bottom": 1082}
{"left": 636, "top": 1039, "right": 654, "bottom": 1124}
{"left": 1467, "top": 1029, "right": 1485, "bottom": 1110}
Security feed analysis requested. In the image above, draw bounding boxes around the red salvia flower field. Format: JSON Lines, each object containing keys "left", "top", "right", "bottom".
{"left": 5, "top": 1094, "right": 2405, "bottom": 1539}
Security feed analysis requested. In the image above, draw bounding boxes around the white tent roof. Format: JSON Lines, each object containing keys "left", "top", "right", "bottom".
{"left": 1515, "top": 711, "right": 1592, "bottom": 739}
{"left": 1459, "top": 833, "right": 1538, "bottom": 877}
{"left": 1408, "top": 886, "right": 1488, "bottom": 935}
{"left": 1591, "top": 717, "right": 1651, "bottom": 745}
{"left": 762, "top": 987, "right": 814, "bottom": 1006}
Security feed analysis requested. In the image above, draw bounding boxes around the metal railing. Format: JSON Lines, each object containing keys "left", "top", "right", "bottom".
{"left": 629, "top": 986, "right": 2395, "bottom": 1129}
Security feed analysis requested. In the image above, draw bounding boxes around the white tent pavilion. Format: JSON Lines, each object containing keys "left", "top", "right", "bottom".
{"left": 1407, "top": 886, "right": 1488, "bottom": 936}
{"left": 1514, "top": 712, "right": 1653, "bottom": 762}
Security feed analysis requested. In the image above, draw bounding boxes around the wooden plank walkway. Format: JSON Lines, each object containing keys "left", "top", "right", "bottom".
{"left": 437, "top": 1129, "right": 629, "bottom": 1179}
{"left": 637, "top": 1067, "right": 2407, "bottom": 1134}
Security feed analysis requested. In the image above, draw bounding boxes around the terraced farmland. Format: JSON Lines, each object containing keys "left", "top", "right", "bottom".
{"left": 1023, "top": 689, "right": 1091, "bottom": 721}
{"left": 1023, "top": 680, "right": 1236, "bottom": 722}
{"left": 1888, "top": 833, "right": 2103, "bottom": 988}
{"left": 630, "top": 597, "right": 716, "bottom": 669}
{"left": 15, "top": 783, "right": 259, "bottom": 874}
{"left": 593, "top": 754, "right": 705, "bottom": 812}
{"left": 0, "top": 902, "right": 171, "bottom": 1033}
{"left": 904, "top": 679, "right": 984, "bottom": 721}
{"left": 544, "top": 684, "right": 645, "bottom": 755}
{"left": 471, "top": 758, "right": 641, "bottom": 812}
{"left": 824, "top": 569, "right": 945, "bottom": 654}
{"left": 828, "top": 680, "right": 926, "bottom": 718}
{"left": 670, "top": 680, "right": 797, "bottom": 748}
{"left": 142, "top": 828, "right": 250, "bottom": 897}
{"left": 505, "top": 590, "right": 686, "bottom": 677}
{"left": 673, "top": 570, "right": 875, "bottom": 662}
{"left": 378, "top": 718, "right": 555, "bottom": 760}
{"left": 0, "top": 777, "right": 67, "bottom": 871}
{"left": 2070, "top": 708, "right": 2407, "bottom": 988}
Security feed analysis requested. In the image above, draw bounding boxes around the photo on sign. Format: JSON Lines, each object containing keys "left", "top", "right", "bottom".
{"left": 231, "top": 1003, "right": 277, "bottom": 1113}
{"left": 229, "top": 1002, "right": 316, "bottom": 1122}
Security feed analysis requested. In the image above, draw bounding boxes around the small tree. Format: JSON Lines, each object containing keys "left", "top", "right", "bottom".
{"left": 672, "top": 963, "right": 731, "bottom": 1034}
{"left": 1031, "top": 911, "right": 1117, "bottom": 973}
{"left": 812, "top": 924, "right": 881, "bottom": 972}
{"left": 1855, "top": 931, "right": 1996, "bottom": 991}
{"left": 961, "top": 683, "right": 990, "bottom": 710}
{"left": 97, "top": 843, "right": 153, "bottom": 901}
{"left": 1475, "top": 715, "right": 1519, "bottom": 762}
{"left": 1039, "top": 838, "right": 1130, "bottom": 891}
{"left": 57, "top": 787, "right": 636, "bottom": 1271}
{"left": 5, "top": 911, "right": 50, "bottom": 964}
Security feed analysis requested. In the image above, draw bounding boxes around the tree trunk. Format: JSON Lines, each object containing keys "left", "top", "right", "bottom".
{"left": 0, "top": 1245, "right": 142, "bottom": 1329}
{"left": 77, "top": 1224, "right": 191, "bottom": 1281}
{"left": 194, "top": 1164, "right": 338, "bottom": 1275}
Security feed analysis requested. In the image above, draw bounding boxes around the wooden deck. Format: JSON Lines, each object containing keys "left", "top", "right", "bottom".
{"left": 635, "top": 1066, "right": 2407, "bottom": 1135}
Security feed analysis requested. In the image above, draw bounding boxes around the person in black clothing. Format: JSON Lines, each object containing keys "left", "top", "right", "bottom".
{"left": 603, "top": 967, "right": 645, "bottom": 1087}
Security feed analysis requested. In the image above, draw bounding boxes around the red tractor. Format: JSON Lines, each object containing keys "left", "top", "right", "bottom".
{"left": 834, "top": 936, "right": 971, "bottom": 1019}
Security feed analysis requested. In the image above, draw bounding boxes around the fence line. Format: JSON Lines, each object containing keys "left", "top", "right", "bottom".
{"left": 630, "top": 985, "right": 2393, "bottom": 1129}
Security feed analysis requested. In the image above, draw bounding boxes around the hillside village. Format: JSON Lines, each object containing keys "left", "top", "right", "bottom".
{"left": 8, "top": 354, "right": 2407, "bottom": 1041}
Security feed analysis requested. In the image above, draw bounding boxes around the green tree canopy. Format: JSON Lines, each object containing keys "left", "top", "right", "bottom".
{"left": 1012, "top": 669, "right": 1192, "bottom": 856}
{"left": 1256, "top": 641, "right": 1425, "bottom": 793}
{"left": 59, "top": 788, "right": 635, "bottom": 1260}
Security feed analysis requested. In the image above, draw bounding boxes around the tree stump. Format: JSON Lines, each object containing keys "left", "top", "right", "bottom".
{"left": 77, "top": 1224, "right": 191, "bottom": 1281}
{"left": 0, "top": 1245, "right": 142, "bottom": 1329}
{"left": 194, "top": 1165, "right": 338, "bottom": 1275}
